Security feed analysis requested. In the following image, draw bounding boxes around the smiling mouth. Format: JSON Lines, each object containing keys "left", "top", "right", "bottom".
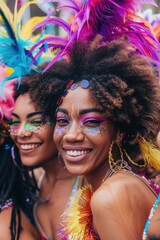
{"left": 65, "top": 149, "right": 92, "bottom": 157}
{"left": 20, "top": 143, "right": 41, "bottom": 150}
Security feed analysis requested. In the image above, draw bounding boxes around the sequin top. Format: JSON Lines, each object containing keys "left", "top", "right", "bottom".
{"left": 0, "top": 198, "right": 13, "bottom": 212}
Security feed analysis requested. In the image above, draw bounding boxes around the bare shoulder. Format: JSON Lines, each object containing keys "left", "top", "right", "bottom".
{"left": 91, "top": 171, "right": 149, "bottom": 212}
{"left": 90, "top": 171, "right": 155, "bottom": 240}
{"left": 0, "top": 207, "right": 13, "bottom": 239}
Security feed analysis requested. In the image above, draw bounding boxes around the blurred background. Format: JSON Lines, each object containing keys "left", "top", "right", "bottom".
{"left": 5, "top": 0, "right": 160, "bottom": 37}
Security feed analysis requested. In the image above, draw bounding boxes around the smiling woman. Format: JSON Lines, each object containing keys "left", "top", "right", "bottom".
{"left": 0, "top": 80, "right": 41, "bottom": 240}
{"left": 10, "top": 93, "right": 55, "bottom": 167}
{"left": 55, "top": 87, "right": 116, "bottom": 176}
{"left": 53, "top": 38, "right": 160, "bottom": 240}
{"left": 10, "top": 70, "right": 83, "bottom": 240}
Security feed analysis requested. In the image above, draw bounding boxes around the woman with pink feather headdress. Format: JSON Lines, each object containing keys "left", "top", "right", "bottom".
{"left": 0, "top": 0, "right": 57, "bottom": 238}
{"left": 0, "top": 65, "right": 41, "bottom": 240}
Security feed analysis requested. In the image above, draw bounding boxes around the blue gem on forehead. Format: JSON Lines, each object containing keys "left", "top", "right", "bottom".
{"left": 70, "top": 79, "right": 89, "bottom": 90}
{"left": 81, "top": 79, "right": 89, "bottom": 88}
{"left": 70, "top": 83, "right": 78, "bottom": 90}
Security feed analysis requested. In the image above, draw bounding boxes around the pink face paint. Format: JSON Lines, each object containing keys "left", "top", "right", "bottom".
{"left": 55, "top": 112, "right": 107, "bottom": 136}
{"left": 79, "top": 114, "right": 107, "bottom": 136}
{"left": 79, "top": 114, "right": 107, "bottom": 124}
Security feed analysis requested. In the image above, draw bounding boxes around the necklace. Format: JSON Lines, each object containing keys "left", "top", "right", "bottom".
{"left": 102, "top": 159, "right": 132, "bottom": 182}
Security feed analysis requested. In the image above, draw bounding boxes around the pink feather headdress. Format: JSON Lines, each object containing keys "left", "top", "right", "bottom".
{"left": 0, "top": 64, "right": 15, "bottom": 120}
{"left": 31, "top": 0, "right": 160, "bottom": 71}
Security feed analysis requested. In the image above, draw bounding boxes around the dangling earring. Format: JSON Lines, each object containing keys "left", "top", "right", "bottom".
{"left": 11, "top": 145, "right": 25, "bottom": 171}
{"left": 123, "top": 148, "right": 147, "bottom": 168}
{"left": 108, "top": 138, "right": 124, "bottom": 173}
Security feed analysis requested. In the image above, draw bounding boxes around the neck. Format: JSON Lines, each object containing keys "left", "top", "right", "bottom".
{"left": 85, "top": 160, "right": 110, "bottom": 191}
{"left": 42, "top": 156, "right": 72, "bottom": 185}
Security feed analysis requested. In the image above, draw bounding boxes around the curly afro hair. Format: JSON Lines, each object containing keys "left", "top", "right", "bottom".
{"left": 14, "top": 37, "right": 160, "bottom": 151}
{"left": 13, "top": 61, "right": 71, "bottom": 120}
{"left": 65, "top": 37, "right": 160, "bottom": 146}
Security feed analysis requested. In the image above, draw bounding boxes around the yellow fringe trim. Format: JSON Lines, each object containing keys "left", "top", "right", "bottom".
{"left": 61, "top": 184, "right": 94, "bottom": 240}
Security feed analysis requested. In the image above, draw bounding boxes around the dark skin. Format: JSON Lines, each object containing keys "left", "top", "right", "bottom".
{"left": 11, "top": 93, "right": 76, "bottom": 240}
{"left": 54, "top": 87, "right": 157, "bottom": 240}
{"left": 0, "top": 135, "right": 41, "bottom": 240}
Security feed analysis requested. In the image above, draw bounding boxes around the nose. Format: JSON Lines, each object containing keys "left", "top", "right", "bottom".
{"left": 17, "top": 123, "right": 32, "bottom": 137}
{"left": 63, "top": 122, "right": 85, "bottom": 142}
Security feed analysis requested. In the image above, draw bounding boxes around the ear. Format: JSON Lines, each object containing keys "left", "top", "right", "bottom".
{"left": 156, "top": 130, "right": 160, "bottom": 149}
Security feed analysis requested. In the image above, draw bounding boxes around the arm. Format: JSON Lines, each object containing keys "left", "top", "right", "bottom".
{"left": 0, "top": 207, "right": 13, "bottom": 240}
{"left": 0, "top": 207, "right": 41, "bottom": 240}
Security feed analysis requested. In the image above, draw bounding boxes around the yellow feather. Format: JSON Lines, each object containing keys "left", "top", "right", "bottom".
{"left": 14, "top": 0, "right": 38, "bottom": 33}
{"left": 139, "top": 138, "right": 160, "bottom": 170}
{"left": 0, "top": 0, "right": 13, "bottom": 27}
{"left": 20, "top": 16, "right": 45, "bottom": 40}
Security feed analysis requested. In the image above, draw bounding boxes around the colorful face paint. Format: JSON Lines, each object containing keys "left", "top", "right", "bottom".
{"left": 55, "top": 126, "right": 67, "bottom": 135}
{"left": 55, "top": 112, "right": 106, "bottom": 136}
{"left": 9, "top": 113, "right": 51, "bottom": 136}
{"left": 55, "top": 112, "right": 70, "bottom": 135}
{"left": 79, "top": 114, "right": 106, "bottom": 136}
{"left": 54, "top": 87, "right": 116, "bottom": 177}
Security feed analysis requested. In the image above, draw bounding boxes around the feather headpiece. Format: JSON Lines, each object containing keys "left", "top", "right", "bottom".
{"left": 30, "top": 0, "right": 160, "bottom": 71}
{"left": 0, "top": 64, "right": 15, "bottom": 120}
{"left": 142, "top": 8, "right": 160, "bottom": 43}
{"left": 0, "top": 0, "right": 50, "bottom": 88}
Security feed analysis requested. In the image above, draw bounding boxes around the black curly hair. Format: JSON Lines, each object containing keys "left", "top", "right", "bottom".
{"left": 69, "top": 38, "right": 160, "bottom": 139}
{"left": 14, "top": 61, "right": 70, "bottom": 120}
{"left": 14, "top": 37, "right": 160, "bottom": 158}
{"left": 0, "top": 134, "right": 38, "bottom": 240}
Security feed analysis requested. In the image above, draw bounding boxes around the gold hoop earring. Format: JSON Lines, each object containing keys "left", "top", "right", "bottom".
{"left": 123, "top": 148, "right": 147, "bottom": 167}
{"left": 108, "top": 140, "right": 124, "bottom": 173}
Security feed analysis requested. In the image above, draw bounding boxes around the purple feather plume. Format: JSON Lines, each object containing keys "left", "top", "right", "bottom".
{"left": 31, "top": 0, "right": 160, "bottom": 71}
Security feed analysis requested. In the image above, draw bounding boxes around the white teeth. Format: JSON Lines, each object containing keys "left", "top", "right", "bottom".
{"left": 20, "top": 144, "right": 40, "bottom": 150}
{"left": 66, "top": 150, "right": 90, "bottom": 156}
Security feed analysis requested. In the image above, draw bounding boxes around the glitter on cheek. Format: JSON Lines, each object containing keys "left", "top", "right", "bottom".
{"left": 55, "top": 126, "right": 67, "bottom": 135}
{"left": 82, "top": 125, "right": 106, "bottom": 136}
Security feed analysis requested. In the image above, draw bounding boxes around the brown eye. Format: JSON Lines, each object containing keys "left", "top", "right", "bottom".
{"left": 83, "top": 120, "right": 103, "bottom": 127}
{"left": 56, "top": 118, "right": 69, "bottom": 126}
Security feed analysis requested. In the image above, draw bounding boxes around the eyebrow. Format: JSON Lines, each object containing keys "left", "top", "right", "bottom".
{"left": 57, "top": 108, "right": 103, "bottom": 115}
{"left": 57, "top": 108, "right": 68, "bottom": 114}
{"left": 79, "top": 108, "right": 103, "bottom": 115}
{"left": 11, "top": 111, "right": 44, "bottom": 119}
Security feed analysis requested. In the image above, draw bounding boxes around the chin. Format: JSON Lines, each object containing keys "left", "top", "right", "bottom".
{"left": 65, "top": 164, "right": 86, "bottom": 176}
{"left": 21, "top": 158, "right": 38, "bottom": 168}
